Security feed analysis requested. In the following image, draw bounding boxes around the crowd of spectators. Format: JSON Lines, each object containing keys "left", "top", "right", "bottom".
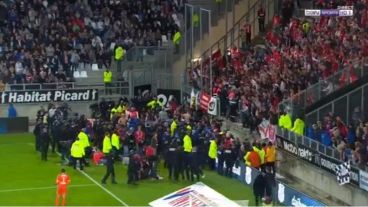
{"left": 305, "top": 111, "right": 368, "bottom": 169}
{"left": 0, "top": 0, "right": 183, "bottom": 85}
{"left": 190, "top": 0, "right": 368, "bottom": 132}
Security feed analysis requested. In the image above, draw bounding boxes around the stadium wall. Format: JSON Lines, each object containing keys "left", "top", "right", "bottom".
{"left": 278, "top": 149, "right": 368, "bottom": 206}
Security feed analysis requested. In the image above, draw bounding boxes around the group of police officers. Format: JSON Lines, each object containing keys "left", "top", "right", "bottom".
{"left": 32, "top": 99, "right": 277, "bottom": 201}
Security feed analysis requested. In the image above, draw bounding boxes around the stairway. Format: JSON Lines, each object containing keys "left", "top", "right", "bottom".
{"left": 171, "top": 0, "right": 259, "bottom": 89}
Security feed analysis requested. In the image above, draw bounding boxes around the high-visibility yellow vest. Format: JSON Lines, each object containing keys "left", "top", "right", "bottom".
{"left": 170, "top": 120, "right": 177, "bottom": 137}
{"left": 208, "top": 140, "right": 217, "bottom": 159}
{"left": 103, "top": 71, "right": 112, "bottom": 83}
{"left": 114, "top": 46, "right": 125, "bottom": 60}
{"left": 103, "top": 136, "right": 112, "bottom": 154}
{"left": 291, "top": 118, "right": 305, "bottom": 136}
{"left": 173, "top": 32, "right": 181, "bottom": 45}
{"left": 253, "top": 146, "right": 265, "bottom": 164}
{"left": 71, "top": 140, "right": 84, "bottom": 158}
{"left": 183, "top": 135, "right": 192, "bottom": 153}
{"left": 278, "top": 114, "right": 285, "bottom": 128}
{"left": 244, "top": 151, "right": 251, "bottom": 166}
{"left": 116, "top": 105, "right": 126, "bottom": 114}
{"left": 77, "top": 131, "right": 90, "bottom": 148}
{"left": 193, "top": 13, "right": 199, "bottom": 27}
{"left": 111, "top": 133, "right": 120, "bottom": 150}
{"left": 110, "top": 107, "right": 118, "bottom": 119}
{"left": 303, "top": 22, "right": 311, "bottom": 33}
{"left": 147, "top": 100, "right": 158, "bottom": 109}
{"left": 265, "top": 146, "right": 276, "bottom": 163}
{"left": 284, "top": 114, "right": 292, "bottom": 130}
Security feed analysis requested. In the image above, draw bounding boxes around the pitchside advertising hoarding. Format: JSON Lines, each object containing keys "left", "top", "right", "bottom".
{"left": 0, "top": 89, "right": 98, "bottom": 104}
{"left": 149, "top": 182, "right": 242, "bottom": 207}
{"left": 218, "top": 161, "right": 326, "bottom": 207}
{"left": 276, "top": 135, "right": 361, "bottom": 187}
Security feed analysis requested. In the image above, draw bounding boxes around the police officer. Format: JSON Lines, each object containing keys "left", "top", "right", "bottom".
{"left": 101, "top": 153, "right": 117, "bottom": 184}
{"left": 33, "top": 120, "right": 42, "bottom": 152}
{"left": 40, "top": 125, "right": 50, "bottom": 161}
{"left": 166, "top": 140, "right": 178, "bottom": 180}
{"left": 77, "top": 128, "right": 90, "bottom": 167}
{"left": 102, "top": 131, "right": 112, "bottom": 155}
{"left": 111, "top": 130, "right": 121, "bottom": 159}
{"left": 208, "top": 138, "right": 218, "bottom": 170}
{"left": 183, "top": 126, "right": 193, "bottom": 181}
{"left": 70, "top": 138, "right": 85, "bottom": 170}
{"left": 103, "top": 68, "right": 113, "bottom": 95}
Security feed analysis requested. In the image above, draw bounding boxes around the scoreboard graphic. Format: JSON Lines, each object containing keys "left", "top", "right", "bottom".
{"left": 305, "top": 6, "right": 354, "bottom": 17}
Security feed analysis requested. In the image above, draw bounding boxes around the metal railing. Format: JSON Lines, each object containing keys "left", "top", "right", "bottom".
{"left": 277, "top": 126, "right": 341, "bottom": 160}
{"left": 279, "top": 63, "right": 368, "bottom": 120}
{"left": 184, "top": 0, "right": 277, "bottom": 93}
{"left": 306, "top": 73, "right": 368, "bottom": 126}
{"left": 119, "top": 46, "right": 174, "bottom": 73}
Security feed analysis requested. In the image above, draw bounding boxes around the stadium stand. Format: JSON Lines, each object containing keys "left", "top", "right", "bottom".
{"left": 190, "top": 0, "right": 367, "bottom": 125}
{"left": 0, "top": 0, "right": 184, "bottom": 85}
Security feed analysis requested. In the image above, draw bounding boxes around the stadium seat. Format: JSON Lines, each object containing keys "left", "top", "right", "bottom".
{"left": 80, "top": 71, "right": 88, "bottom": 78}
{"left": 92, "top": 64, "right": 99, "bottom": 71}
{"left": 162, "top": 35, "right": 168, "bottom": 46}
{"left": 73, "top": 71, "right": 80, "bottom": 78}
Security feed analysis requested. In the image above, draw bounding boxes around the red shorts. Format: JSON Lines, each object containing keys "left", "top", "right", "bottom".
{"left": 57, "top": 186, "right": 67, "bottom": 195}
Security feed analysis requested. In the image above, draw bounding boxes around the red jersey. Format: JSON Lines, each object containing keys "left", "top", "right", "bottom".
{"left": 134, "top": 130, "right": 145, "bottom": 144}
{"left": 128, "top": 110, "right": 139, "bottom": 119}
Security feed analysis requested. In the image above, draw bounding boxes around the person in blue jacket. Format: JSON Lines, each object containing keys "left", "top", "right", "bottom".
{"left": 8, "top": 103, "right": 17, "bottom": 118}
{"left": 306, "top": 125, "right": 316, "bottom": 140}
{"left": 320, "top": 129, "right": 332, "bottom": 147}
{"left": 347, "top": 124, "right": 356, "bottom": 146}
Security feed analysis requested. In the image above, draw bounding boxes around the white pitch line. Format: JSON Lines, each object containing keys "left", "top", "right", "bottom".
{"left": 78, "top": 170, "right": 129, "bottom": 207}
{"left": 0, "top": 184, "right": 94, "bottom": 193}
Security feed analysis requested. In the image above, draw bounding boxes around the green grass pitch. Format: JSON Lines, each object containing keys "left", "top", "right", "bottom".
{"left": 0, "top": 133, "right": 255, "bottom": 206}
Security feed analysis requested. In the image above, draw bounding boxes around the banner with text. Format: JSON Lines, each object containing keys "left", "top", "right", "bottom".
{"left": 277, "top": 135, "right": 360, "bottom": 187}
{"left": 0, "top": 89, "right": 98, "bottom": 104}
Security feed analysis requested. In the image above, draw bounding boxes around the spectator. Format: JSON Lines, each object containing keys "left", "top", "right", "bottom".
{"left": 0, "top": 79, "right": 5, "bottom": 91}
{"left": 7, "top": 103, "right": 17, "bottom": 118}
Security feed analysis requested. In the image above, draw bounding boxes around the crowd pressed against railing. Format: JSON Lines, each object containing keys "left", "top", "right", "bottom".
{"left": 0, "top": 0, "right": 184, "bottom": 87}
{"left": 189, "top": 0, "right": 368, "bottom": 169}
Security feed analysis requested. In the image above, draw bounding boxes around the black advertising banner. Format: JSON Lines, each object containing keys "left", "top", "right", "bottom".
{"left": 319, "top": 153, "right": 340, "bottom": 174}
{"left": 0, "top": 89, "right": 98, "bottom": 104}
{"left": 297, "top": 143, "right": 320, "bottom": 167}
{"left": 157, "top": 89, "right": 181, "bottom": 105}
{"left": 276, "top": 135, "right": 319, "bottom": 167}
{"left": 134, "top": 84, "right": 152, "bottom": 96}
